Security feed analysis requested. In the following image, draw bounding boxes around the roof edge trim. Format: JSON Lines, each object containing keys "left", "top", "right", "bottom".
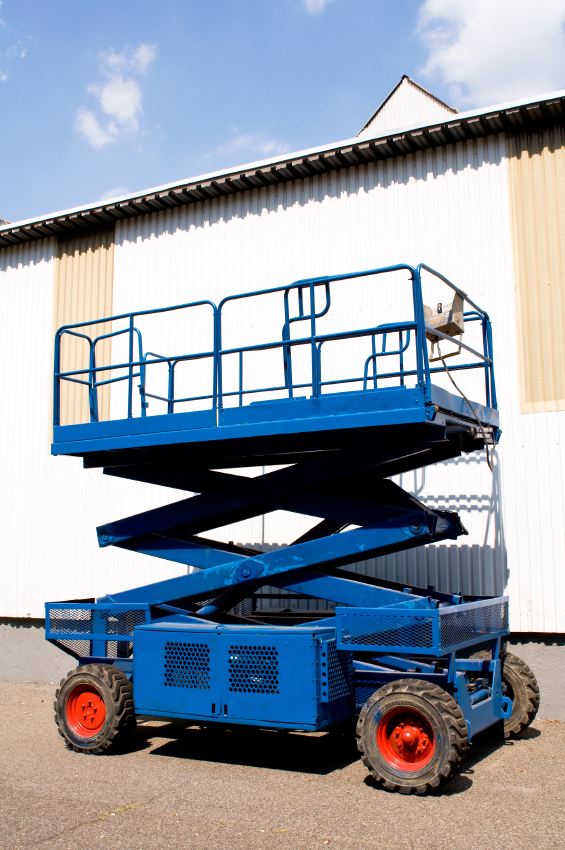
{"left": 1, "top": 87, "right": 564, "bottom": 249}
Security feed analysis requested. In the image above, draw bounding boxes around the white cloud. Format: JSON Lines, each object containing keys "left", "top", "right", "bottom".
{"left": 0, "top": 70, "right": 6, "bottom": 82}
{"left": 103, "top": 43, "right": 156, "bottom": 76}
{"left": 88, "top": 75, "right": 142, "bottom": 130}
{"left": 75, "top": 109, "right": 116, "bottom": 149}
{"left": 75, "top": 44, "right": 157, "bottom": 148}
{"left": 99, "top": 186, "right": 128, "bottom": 201}
{"left": 4, "top": 42, "right": 28, "bottom": 58}
{"left": 205, "top": 129, "right": 290, "bottom": 160}
{"left": 303, "top": 0, "right": 334, "bottom": 12}
{"left": 417, "top": 0, "right": 565, "bottom": 108}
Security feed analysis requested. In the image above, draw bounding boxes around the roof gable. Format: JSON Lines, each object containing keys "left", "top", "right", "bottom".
{"left": 358, "top": 75, "right": 457, "bottom": 139}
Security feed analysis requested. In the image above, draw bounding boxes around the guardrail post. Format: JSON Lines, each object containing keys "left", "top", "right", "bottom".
{"left": 127, "top": 314, "right": 134, "bottom": 419}
{"left": 412, "top": 267, "right": 431, "bottom": 396}
{"left": 215, "top": 306, "right": 223, "bottom": 411}
{"left": 310, "top": 282, "right": 318, "bottom": 397}
{"left": 53, "top": 333, "right": 61, "bottom": 428}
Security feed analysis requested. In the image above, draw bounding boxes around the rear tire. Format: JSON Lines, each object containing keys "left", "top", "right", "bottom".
{"left": 356, "top": 679, "right": 469, "bottom": 795}
{"left": 54, "top": 663, "right": 135, "bottom": 754}
{"left": 472, "top": 651, "right": 539, "bottom": 738}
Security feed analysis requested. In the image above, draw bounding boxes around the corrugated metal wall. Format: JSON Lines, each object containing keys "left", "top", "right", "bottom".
{"left": 1, "top": 131, "right": 563, "bottom": 631}
{"left": 509, "top": 125, "right": 565, "bottom": 414}
{"left": 54, "top": 230, "right": 115, "bottom": 426}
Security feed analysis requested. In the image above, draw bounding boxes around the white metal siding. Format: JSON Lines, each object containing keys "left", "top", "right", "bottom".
{"left": 1, "top": 133, "right": 563, "bottom": 632}
{"left": 0, "top": 239, "right": 188, "bottom": 618}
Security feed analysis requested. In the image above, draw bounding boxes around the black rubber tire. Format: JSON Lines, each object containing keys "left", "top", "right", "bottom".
{"left": 356, "top": 679, "right": 469, "bottom": 795}
{"left": 54, "top": 663, "right": 135, "bottom": 754}
{"left": 472, "top": 651, "right": 540, "bottom": 738}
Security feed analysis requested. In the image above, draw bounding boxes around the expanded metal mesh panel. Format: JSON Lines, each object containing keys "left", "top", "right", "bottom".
{"left": 229, "top": 598, "right": 255, "bottom": 617}
{"left": 440, "top": 600, "right": 509, "bottom": 649}
{"left": 106, "top": 640, "right": 132, "bottom": 658}
{"left": 48, "top": 607, "right": 146, "bottom": 637}
{"left": 55, "top": 637, "right": 91, "bottom": 658}
{"left": 355, "top": 682, "right": 379, "bottom": 709}
{"left": 49, "top": 608, "right": 92, "bottom": 634}
{"left": 321, "top": 641, "right": 354, "bottom": 702}
{"left": 339, "top": 612, "right": 435, "bottom": 649}
{"left": 228, "top": 645, "right": 279, "bottom": 695}
{"left": 163, "top": 641, "right": 211, "bottom": 689}
{"left": 101, "top": 609, "right": 146, "bottom": 635}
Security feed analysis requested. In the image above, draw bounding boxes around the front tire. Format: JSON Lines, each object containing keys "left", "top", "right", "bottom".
{"left": 54, "top": 663, "right": 135, "bottom": 754}
{"left": 356, "top": 679, "right": 469, "bottom": 794}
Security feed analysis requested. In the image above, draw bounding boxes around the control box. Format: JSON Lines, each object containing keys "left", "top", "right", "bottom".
{"left": 424, "top": 293, "right": 465, "bottom": 341}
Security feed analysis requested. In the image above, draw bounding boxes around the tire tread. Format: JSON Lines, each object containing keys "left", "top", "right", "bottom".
{"left": 356, "top": 678, "right": 469, "bottom": 795}
{"left": 54, "top": 663, "right": 135, "bottom": 754}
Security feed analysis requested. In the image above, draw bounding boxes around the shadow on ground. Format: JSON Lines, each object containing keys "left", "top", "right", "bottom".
{"left": 107, "top": 719, "right": 544, "bottom": 791}
{"left": 117, "top": 721, "right": 359, "bottom": 775}
{"left": 440, "top": 723, "right": 543, "bottom": 795}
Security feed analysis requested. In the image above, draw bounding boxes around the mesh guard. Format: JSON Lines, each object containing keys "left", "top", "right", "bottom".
{"left": 335, "top": 597, "right": 509, "bottom": 656}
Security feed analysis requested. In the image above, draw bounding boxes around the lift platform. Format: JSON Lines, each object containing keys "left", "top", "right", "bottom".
{"left": 46, "top": 263, "right": 539, "bottom": 794}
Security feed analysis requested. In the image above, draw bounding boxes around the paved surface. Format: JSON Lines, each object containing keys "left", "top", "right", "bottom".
{"left": 1, "top": 681, "right": 564, "bottom": 850}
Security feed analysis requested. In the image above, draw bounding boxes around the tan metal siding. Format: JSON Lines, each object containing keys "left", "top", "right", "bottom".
{"left": 509, "top": 127, "right": 565, "bottom": 414}
{"left": 53, "top": 229, "right": 115, "bottom": 425}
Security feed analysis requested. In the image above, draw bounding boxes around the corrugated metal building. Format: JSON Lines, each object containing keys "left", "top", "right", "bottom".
{"left": 1, "top": 77, "right": 564, "bottom": 708}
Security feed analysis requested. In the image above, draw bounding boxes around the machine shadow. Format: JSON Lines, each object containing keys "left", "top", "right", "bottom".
{"left": 363, "top": 722, "right": 541, "bottom": 797}
{"left": 135, "top": 721, "right": 359, "bottom": 775}
{"left": 441, "top": 724, "right": 543, "bottom": 795}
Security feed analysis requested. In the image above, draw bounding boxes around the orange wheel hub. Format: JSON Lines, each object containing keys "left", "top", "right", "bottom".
{"left": 66, "top": 683, "right": 106, "bottom": 737}
{"left": 377, "top": 706, "right": 435, "bottom": 770}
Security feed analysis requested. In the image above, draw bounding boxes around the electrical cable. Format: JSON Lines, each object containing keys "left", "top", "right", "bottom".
{"left": 436, "top": 341, "right": 493, "bottom": 472}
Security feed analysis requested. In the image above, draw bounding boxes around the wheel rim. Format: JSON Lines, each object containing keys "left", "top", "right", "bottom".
{"left": 66, "top": 683, "right": 106, "bottom": 737}
{"left": 377, "top": 706, "right": 435, "bottom": 770}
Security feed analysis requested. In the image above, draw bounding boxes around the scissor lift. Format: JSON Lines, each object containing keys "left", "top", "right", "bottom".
{"left": 46, "top": 263, "right": 539, "bottom": 794}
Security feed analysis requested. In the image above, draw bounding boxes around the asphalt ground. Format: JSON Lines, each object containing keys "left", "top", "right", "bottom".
{"left": 1, "top": 680, "right": 564, "bottom": 850}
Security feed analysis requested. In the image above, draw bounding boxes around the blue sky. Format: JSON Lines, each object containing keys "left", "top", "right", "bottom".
{"left": 2, "top": 0, "right": 565, "bottom": 224}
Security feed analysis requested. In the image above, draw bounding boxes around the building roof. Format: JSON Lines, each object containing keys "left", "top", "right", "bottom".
{"left": 357, "top": 75, "right": 457, "bottom": 138}
{"left": 2, "top": 87, "right": 565, "bottom": 250}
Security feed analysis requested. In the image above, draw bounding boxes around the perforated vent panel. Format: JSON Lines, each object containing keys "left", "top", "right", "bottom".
{"left": 440, "top": 600, "right": 509, "bottom": 649}
{"left": 320, "top": 640, "right": 354, "bottom": 702}
{"left": 339, "top": 612, "right": 435, "bottom": 649}
{"left": 228, "top": 645, "right": 279, "bottom": 694}
{"left": 164, "top": 641, "right": 211, "bottom": 689}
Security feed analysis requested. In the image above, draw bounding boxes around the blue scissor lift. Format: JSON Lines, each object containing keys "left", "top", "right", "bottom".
{"left": 46, "top": 263, "right": 539, "bottom": 794}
